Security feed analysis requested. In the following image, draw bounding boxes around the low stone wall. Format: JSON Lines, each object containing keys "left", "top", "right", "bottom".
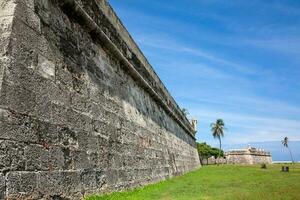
{"left": 0, "top": 0, "right": 200, "bottom": 199}
{"left": 201, "top": 157, "right": 226, "bottom": 165}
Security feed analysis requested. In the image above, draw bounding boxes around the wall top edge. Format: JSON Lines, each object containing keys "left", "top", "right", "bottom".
{"left": 59, "top": 0, "right": 196, "bottom": 139}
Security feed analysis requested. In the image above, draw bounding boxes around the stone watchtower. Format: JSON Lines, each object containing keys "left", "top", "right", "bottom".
{"left": 226, "top": 146, "right": 272, "bottom": 165}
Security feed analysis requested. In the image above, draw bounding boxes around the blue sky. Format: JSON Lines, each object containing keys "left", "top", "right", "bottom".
{"left": 109, "top": 0, "right": 300, "bottom": 160}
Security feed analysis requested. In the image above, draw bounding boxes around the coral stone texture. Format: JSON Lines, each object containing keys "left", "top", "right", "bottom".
{"left": 226, "top": 146, "right": 272, "bottom": 165}
{"left": 0, "top": 0, "right": 200, "bottom": 199}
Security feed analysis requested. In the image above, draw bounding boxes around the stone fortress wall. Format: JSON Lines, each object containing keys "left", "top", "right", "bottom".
{"left": 0, "top": 0, "right": 200, "bottom": 199}
{"left": 226, "top": 146, "right": 272, "bottom": 165}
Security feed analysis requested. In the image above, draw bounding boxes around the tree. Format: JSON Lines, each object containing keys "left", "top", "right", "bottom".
{"left": 211, "top": 147, "right": 224, "bottom": 158}
{"left": 197, "top": 142, "right": 223, "bottom": 165}
{"left": 211, "top": 119, "right": 226, "bottom": 163}
{"left": 197, "top": 143, "right": 211, "bottom": 164}
{"left": 282, "top": 137, "right": 294, "bottom": 164}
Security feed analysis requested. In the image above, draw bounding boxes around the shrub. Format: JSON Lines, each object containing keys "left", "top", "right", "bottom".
{"left": 261, "top": 163, "right": 267, "bottom": 169}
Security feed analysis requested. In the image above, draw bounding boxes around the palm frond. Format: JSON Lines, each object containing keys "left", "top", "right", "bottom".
{"left": 211, "top": 119, "right": 225, "bottom": 139}
{"left": 282, "top": 137, "right": 289, "bottom": 147}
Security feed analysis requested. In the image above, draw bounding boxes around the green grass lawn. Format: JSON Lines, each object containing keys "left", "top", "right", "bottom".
{"left": 86, "top": 164, "right": 300, "bottom": 200}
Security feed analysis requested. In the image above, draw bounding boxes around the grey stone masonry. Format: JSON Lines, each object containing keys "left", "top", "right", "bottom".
{"left": 0, "top": 0, "right": 201, "bottom": 199}
{"left": 226, "top": 146, "right": 272, "bottom": 165}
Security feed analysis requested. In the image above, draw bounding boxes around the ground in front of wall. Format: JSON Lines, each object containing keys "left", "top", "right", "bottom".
{"left": 86, "top": 164, "right": 300, "bottom": 200}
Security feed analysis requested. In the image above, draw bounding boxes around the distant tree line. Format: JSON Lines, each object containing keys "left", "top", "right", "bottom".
{"left": 197, "top": 142, "right": 224, "bottom": 165}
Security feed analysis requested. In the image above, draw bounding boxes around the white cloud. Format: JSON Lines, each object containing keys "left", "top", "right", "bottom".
{"left": 136, "top": 33, "right": 258, "bottom": 75}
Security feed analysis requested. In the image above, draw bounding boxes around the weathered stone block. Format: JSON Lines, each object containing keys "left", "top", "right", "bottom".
{"left": 0, "top": 108, "right": 80, "bottom": 147}
{"left": 0, "top": 0, "right": 17, "bottom": 17}
{"left": 0, "top": 55, "right": 6, "bottom": 95}
{"left": 0, "top": 17, "right": 13, "bottom": 82}
{"left": 0, "top": 108, "right": 40, "bottom": 143}
{"left": 46, "top": 104, "right": 91, "bottom": 133}
{"left": 38, "top": 171, "right": 82, "bottom": 198}
{"left": 24, "top": 144, "right": 48, "bottom": 171}
{"left": 0, "top": 173, "right": 5, "bottom": 199}
{"left": 14, "top": 0, "right": 41, "bottom": 33}
{"left": 80, "top": 169, "right": 106, "bottom": 195}
{"left": 9, "top": 17, "right": 52, "bottom": 67}
{"left": 77, "top": 131, "right": 106, "bottom": 151}
{"left": 19, "top": 0, "right": 35, "bottom": 10}
{"left": 24, "top": 144, "right": 65, "bottom": 171}
{"left": 0, "top": 15, "right": 13, "bottom": 37}
{"left": 0, "top": 140, "right": 25, "bottom": 172}
{"left": 6, "top": 171, "right": 38, "bottom": 199}
{"left": 0, "top": 82, "right": 37, "bottom": 114}
{"left": 106, "top": 169, "right": 119, "bottom": 187}
{"left": 37, "top": 54, "right": 55, "bottom": 79}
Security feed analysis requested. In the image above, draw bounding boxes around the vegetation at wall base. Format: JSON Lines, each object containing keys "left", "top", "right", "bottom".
{"left": 197, "top": 142, "right": 224, "bottom": 164}
{"left": 86, "top": 164, "right": 300, "bottom": 200}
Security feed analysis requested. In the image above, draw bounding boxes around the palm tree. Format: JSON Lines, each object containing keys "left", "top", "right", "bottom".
{"left": 282, "top": 137, "right": 294, "bottom": 164}
{"left": 211, "top": 119, "right": 226, "bottom": 163}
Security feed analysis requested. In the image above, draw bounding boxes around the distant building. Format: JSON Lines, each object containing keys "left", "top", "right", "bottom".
{"left": 226, "top": 145, "right": 272, "bottom": 164}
